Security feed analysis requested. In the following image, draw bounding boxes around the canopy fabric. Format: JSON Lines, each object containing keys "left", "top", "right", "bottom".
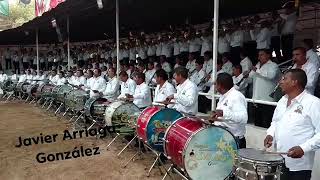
{"left": 0, "top": 0, "right": 315, "bottom": 45}
{"left": 0, "top": 0, "right": 9, "bottom": 17}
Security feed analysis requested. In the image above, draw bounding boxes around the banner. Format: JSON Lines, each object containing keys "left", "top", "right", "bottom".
{"left": 35, "top": 0, "right": 65, "bottom": 17}
{"left": 0, "top": 0, "right": 9, "bottom": 17}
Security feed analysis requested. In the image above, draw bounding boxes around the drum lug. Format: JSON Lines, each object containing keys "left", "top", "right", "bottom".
{"left": 178, "top": 150, "right": 182, "bottom": 154}
{"left": 245, "top": 172, "right": 249, "bottom": 178}
{"left": 167, "top": 156, "right": 171, "bottom": 160}
{"left": 137, "top": 124, "right": 140, "bottom": 128}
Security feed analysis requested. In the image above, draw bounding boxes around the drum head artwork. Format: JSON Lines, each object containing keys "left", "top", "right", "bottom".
{"left": 238, "top": 148, "right": 284, "bottom": 162}
{"left": 146, "top": 108, "right": 182, "bottom": 152}
{"left": 104, "top": 101, "right": 140, "bottom": 127}
{"left": 184, "top": 126, "right": 238, "bottom": 180}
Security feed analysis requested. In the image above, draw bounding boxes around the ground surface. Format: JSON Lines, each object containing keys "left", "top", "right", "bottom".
{"left": 0, "top": 101, "right": 172, "bottom": 180}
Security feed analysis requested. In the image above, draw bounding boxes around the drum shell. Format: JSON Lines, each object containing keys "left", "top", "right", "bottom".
{"left": 53, "top": 85, "right": 73, "bottom": 102}
{"left": 136, "top": 106, "right": 183, "bottom": 152}
{"left": 84, "top": 97, "right": 109, "bottom": 119}
{"left": 41, "top": 85, "right": 55, "bottom": 97}
{"left": 26, "top": 84, "right": 38, "bottom": 97}
{"left": 65, "top": 89, "right": 89, "bottom": 111}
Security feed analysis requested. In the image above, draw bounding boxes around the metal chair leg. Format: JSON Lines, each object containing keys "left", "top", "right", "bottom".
{"left": 117, "top": 134, "right": 137, "bottom": 157}
{"left": 106, "top": 133, "right": 120, "bottom": 150}
{"left": 55, "top": 103, "right": 63, "bottom": 115}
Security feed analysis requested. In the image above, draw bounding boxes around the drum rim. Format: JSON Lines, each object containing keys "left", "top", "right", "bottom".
{"left": 237, "top": 148, "right": 285, "bottom": 164}
{"left": 84, "top": 97, "right": 108, "bottom": 118}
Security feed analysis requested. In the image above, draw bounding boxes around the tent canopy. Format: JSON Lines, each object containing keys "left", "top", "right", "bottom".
{"left": 0, "top": 0, "right": 314, "bottom": 45}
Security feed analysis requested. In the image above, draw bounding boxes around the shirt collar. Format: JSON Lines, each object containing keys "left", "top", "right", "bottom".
{"left": 283, "top": 90, "right": 307, "bottom": 105}
{"left": 221, "top": 87, "right": 235, "bottom": 98}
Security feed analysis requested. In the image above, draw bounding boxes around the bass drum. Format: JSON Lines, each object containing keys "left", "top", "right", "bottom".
{"left": 136, "top": 106, "right": 183, "bottom": 152}
{"left": 26, "top": 84, "right": 39, "bottom": 97}
{"left": 40, "top": 84, "right": 56, "bottom": 98}
{"left": 65, "top": 89, "right": 89, "bottom": 111}
{"left": 84, "top": 97, "right": 110, "bottom": 119}
{"left": 15, "top": 82, "right": 29, "bottom": 93}
{"left": 164, "top": 117, "right": 238, "bottom": 180}
{"left": 104, "top": 101, "right": 140, "bottom": 128}
{"left": 52, "top": 85, "right": 73, "bottom": 103}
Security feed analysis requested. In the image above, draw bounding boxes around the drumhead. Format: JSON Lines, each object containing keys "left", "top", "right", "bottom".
{"left": 184, "top": 126, "right": 238, "bottom": 180}
{"left": 104, "top": 101, "right": 140, "bottom": 127}
{"left": 238, "top": 148, "right": 284, "bottom": 163}
{"left": 146, "top": 108, "right": 182, "bottom": 152}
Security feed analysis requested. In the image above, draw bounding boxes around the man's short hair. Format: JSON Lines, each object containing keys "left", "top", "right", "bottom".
{"left": 195, "top": 59, "right": 204, "bottom": 65}
{"left": 119, "top": 71, "right": 128, "bottom": 77}
{"left": 258, "top": 49, "right": 272, "bottom": 55}
{"left": 293, "top": 47, "right": 307, "bottom": 55}
{"left": 222, "top": 52, "right": 232, "bottom": 60}
{"left": 216, "top": 73, "right": 234, "bottom": 90}
{"left": 286, "top": 69, "right": 308, "bottom": 89}
{"left": 174, "top": 67, "right": 188, "bottom": 79}
{"left": 155, "top": 69, "right": 168, "bottom": 81}
{"left": 109, "top": 67, "right": 116, "bottom": 74}
{"left": 95, "top": 68, "right": 101, "bottom": 74}
{"left": 134, "top": 72, "right": 145, "bottom": 81}
{"left": 234, "top": 65, "right": 242, "bottom": 72}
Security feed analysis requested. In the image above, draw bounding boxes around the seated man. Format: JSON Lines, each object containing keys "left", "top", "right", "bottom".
{"left": 101, "top": 67, "right": 120, "bottom": 101}
{"left": 232, "top": 65, "right": 249, "bottom": 95}
{"left": 89, "top": 68, "right": 106, "bottom": 97}
{"left": 56, "top": 71, "right": 67, "bottom": 86}
{"left": 49, "top": 70, "right": 59, "bottom": 85}
{"left": 189, "top": 59, "right": 206, "bottom": 91}
{"left": 126, "top": 72, "right": 152, "bottom": 109}
{"left": 153, "top": 69, "right": 176, "bottom": 106}
{"left": 73, "top": 69, "right": 87, "bottom": 88}
{"left": 166, "top": 67, "right": 198, "bottom": 115}
{"left": 211, "top": 73, "right": 248, "bottom": 148}
{"left": 118, "top": 71, "right": 136, "bottom": 99}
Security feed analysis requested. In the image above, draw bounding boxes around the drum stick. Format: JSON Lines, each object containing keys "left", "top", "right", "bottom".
{"left": 263, "top": 151, "right": 288, "bottom": 155}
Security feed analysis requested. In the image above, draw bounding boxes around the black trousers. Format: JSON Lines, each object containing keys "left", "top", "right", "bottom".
{"left": 13, "top": 61, "right": 20, "bottom": 74}
{"left": 5, "top": 58, "right": 12, "bottom": 69}
{"left": 281, "top": 34, "right": 294, "bottom": 62}
{"left": 254, "top": 104, "right": 276, "bottom": 128}
{"left": 198, "top": 95, "right": 212, "bottom": 114}
{"left": 281, "top": 168, "right": 312, "bottom": 180}
{"left": 230, "top": 46, "right": 241, "bottom": 65}
{"left": 236, "top": 137, "right": 246, "bottom": 149}
{"left": 271, "top": 36, "right": 281, "bottom": 62}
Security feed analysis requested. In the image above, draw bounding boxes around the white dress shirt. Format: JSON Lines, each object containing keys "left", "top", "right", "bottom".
{"left": 145, "top": 69, "right": 156, "bottom": 85}
{"left": 280, "top": 12, "right": 298, "bottom": 35}
{"left": 227, "top": 30, "right": 244, "bottom": 47}
{"left": 133, "top": 82, "right": 152, "bottom": 108}
{"left": 118, "top": 78, "right": 136, "bottom": 99}
{"left": 186, "top": 60, "right": 196, "bottom": 73}
{"left": 189, "top": 38, "right": 202, "bottom": 53}
{"left": 293, "top": 60, "right": 319, "bottom": 95}
{"left": 10, "top": 74, "right": 19, "bottom": 82}
{"left": 172, "top": 79, "right": 198, "bottom": 115}
{"left": 203, "top": 59, "right": 213, "bottom": 74}
{"left": 190, "top": 68, "right": 206, "bottom": 90}
{"left": 49, "top": 75, "right": 59, "bottom": 85}
{"left": 179, "top": 41, "right": 189, "bottom": 53}
{"left": 156, "top": 44, "right": 162, "bottom": 57}
{"left": 233, "top": 74, "right": 248, "bottom": 95}
{"left": 218, "top": 36, "right": 230, "bottom": 54}
{"left": 250, "top": 27, "right": 271, "bottom": 49}
{"left": 173, "top": 42, "right": 180, "bottom": 56}
{"left": 153, "top": 81, "right": 176, "bottom": 103}
{"left": 215, "top": 87, "right": 248, "bottom": 137}
{"left": 102, "top": 77, "right": 120, "bottom": 100}
{"left": 306, "top": 49, "right": 320, "bottom": 69}
{"left": 147, "top": 45, "right": 156, "bottom": 57}
{"left": 26, "top": 74, "right": 34, "bottom": 84}
{"left": 249, "top": 60, "right": 281, "bottom": 101}
{"left": 161, "top": 42, "right": 173, "bottom": 58}
{"left": 138, "top": 46, "right": 147, "bottom": 59}
{"left": 129, "top": 48, "right": 136, "bottom": 60}
{"left": 56, "top": 77, "right": 67, "bottom": 86}
{"left": 72, "top": 76, "right": 86, "bottom": 86}
{"left": 18, "top": 74, "right": 27, "bottom": 83}
{"left": 0, "top": 74, "right": 8, "bottom": 83}
{"left": 90, "top": 76, "right": 106, "bottom": 97}
{"left": 267, "top": 91, "right": 320, "bottom": 171}
{"left": 201, "top": 36, "right": 213, "bottom": 56}
{"left": 221, "top": 61, "right": 233, "bottom": 75}
{"left": 161, "top": 62, "right": 172, "bottom": 74}
{"left": 240, "top": 57, "right": 253, "bottom": 73}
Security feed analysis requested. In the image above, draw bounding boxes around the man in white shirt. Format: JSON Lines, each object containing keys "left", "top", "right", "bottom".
{"left": 226, "top": 23, "right": 244, "bottom": 64}
{"left": 4, "top": 48, "right": 12, "bottom": 70}
{"left": 18, "top": 71, "right": 27, "bottom": 83}
{"left": 56, "top": 71, "right": 67, "bottom": 86}
{"left": 126, "top": 72, "right": 152, "bottom": 109}
{"left": 118, "top": 71, "right": 136, "bottom": 99}
{"left": 280, "top": 6, "right": 298, "bottom": 61}
{"left": 166, "top": 67, "right": 198, "bottom": 115}
{"left": 303, "top": 39, "right": 320, "bottom": 69}
{"left": 211, "top": 73, "right": 248, "bottom": 148}
{"left": 0, "top": 70, "right": 8, "bottom": 83}
{"left": 250, "top": 21, "right": 271, "bottom": 50}
{"left": 264, "top": 69, "right": 320, "bottom": 180}
{"left": 186, "top": 53, "right": 197, "bottom": 75}
{"left": 200, "top": 31, "right": 212, "bottom": 57}
{"left": 73, "top": 70, "right": 86, "bottom": 88}
{"left": 188, "top": 35, "right": 202, "bottom": 54}
{"left": 203, "top": 51, "right": 213, "bottom": 75}
{"left": 190, "top": 59, "right": 206, "bottom": 91}
{"left": 26, "top": 70, "right": 33, "bottom": 84}
{"left": 159, "top": 55, "right": 172, "bottom": 74}
{"left": 49, "top": 70, "right": 59, "bottom": 85}
{"left": 89, "top": 68, "right": 106, "bottom": 97}
{"left": 218, "top": 30, "right": 230, "bottom": 55}
{"left": 233, "top": 65, "right": 248, "bottom": 95}
{"left": 292, "top": 47, "right": 319, "bottom": 95}
{"left": 153, "top": 69, "right": 176, "bottom": 105}
{"left": 240, "top": 50, "right": 253, "bottom": 73}
{"left": 101, "top": 67, "right": 120, "bottom": 101}
{"left": 84, "top": 70, "right": 94, "bottom": 91}
{"left": 145, "top": 61, "right": 156, "bottom": 86}
{"left": 221, "top": 52, "right": 233, "bottom": 75}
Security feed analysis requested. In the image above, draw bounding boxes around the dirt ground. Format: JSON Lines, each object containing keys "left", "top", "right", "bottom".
{"left": 0, "top": 101, "right": 175, "bottom": 180}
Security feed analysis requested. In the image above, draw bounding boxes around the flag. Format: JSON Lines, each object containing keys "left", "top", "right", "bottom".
{"left": 0, "top": 0, "right": 9, "bottom": 17}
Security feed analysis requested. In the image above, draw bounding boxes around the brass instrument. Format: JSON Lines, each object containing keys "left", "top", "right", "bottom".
{"left": 269, "top": 63, "right": 294, "bottom": 99}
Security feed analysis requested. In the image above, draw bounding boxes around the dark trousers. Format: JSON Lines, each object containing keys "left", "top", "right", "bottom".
{"left": 254, "top": 104, "right": 276, "bottom": 128}
{"left": 281, "top": 168, "right": 312, "bottom": 180}
{"left": 271, "top": 36, "right": 281, "bottom": 62}
{"left": 198, "top": 95, "right": 212, "bottom": 114}
{"left": 13, "top": 61, "right": 20, "bottom": 74}
{"left": 281, "top": 34, "right": 294, "bottom": 62}
{"left": 230, "top": 46, "right": 241, "bottom": 65}
{"left": 5, "top": 58, "right": 11, "bottom": 69}
{"left": 236, "top": 137, "right": 246, "bottom": 149}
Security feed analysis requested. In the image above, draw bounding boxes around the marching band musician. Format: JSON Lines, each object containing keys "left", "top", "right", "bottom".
{"left": 186, "top": 53, "right": 197, "bottom": 74}
{"left": 18, "top": 71, "right": 27, "bottom": 83}
{"left": 49, "top": 70, "right": 59, "bottom": 85}
{"left": 159, "top": 55, "right": 172, "bottom": 74}
{"left": 249, "top": 20, "right": 271, "bottom": 50}
{"left": 101, "top": 67, "right": 120, "bottom": 101}
{"left": 26, "top": 70, "right": 33, "bottom": 84}
{"left": 66, "top": 70, "right": 75, "bottom": 85}
{"left": 56, "top": 71, "right": 67, "bottom": 86}
{"left": 203, "top": 51, "right": 213, "bottom": 75}
{"left": 292, "top": 47, "right": 319, "bottom": 95}
{"left": 264, "top": 69, "right": 320, "bottom": 180}
{"left": 221, "top": 52, "right": 233, "bottom": 75}
{"left": 145, "top": 61, "right": 157, "bottom": 86}
{"left": 166, "top": 67, "right": 198, "bottom": 115}
{"left": 189, "top": 59, "right": 206, "bottom": 91}
{"left": 118, "top": 71, "right": 136, "bottom": 99}
{"left": 226, "top": 21, "right": 244, "bottom": 64}
{"left": 72, "top": 70, "right": 87, "bottom": 88}
{"left": 239, "top": 50, "right": 253, "bottom": 73}
{"left": 89, "top": 68, "right": 106, "bottom": 97}
{"left": 218, "top": 30, "right": 230, "bottom": 55}
{"left": 126, "top": 72, "right": 152, "bottom": 110}
{"left": 303, "top": 39, "right": 320, "bottom": 69}
{"left": 211, "top": 73, "right": 248, "bottom": 148}
{"left": 153, "top": 69, "right": 176, "bottom": 106}
{"left": 0, "top": 70, "right": 8, "bottom": 83}
{"left": 200, "top": 30, "right": 213, "bottom": 57}
{"left": 232, "top": 65, "right": 249, "bottom": 95}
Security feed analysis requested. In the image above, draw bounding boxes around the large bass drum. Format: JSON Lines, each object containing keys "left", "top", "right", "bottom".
{"left": 39, "top": 84, "right": 56, "bottom": 98}
{"left": 65, "top": 89, "right": 89, "bottom": 111}
{"left": 52, "top": 85, "right": 73, "bottom": 103}
{"left": 15, "top": 82, "right": 29, "bottom": 93}
{"left": 234, "top": 148, "right": 284, "bottom": 180}
{"left": 104, "top": 101, "right": 140, "bottom": 131}
{"left": 164, "top": 117, "right": 238, "bottom": 180}
{"left": 84, "top": 97, "right": 110, "bottom": 119}
{"left": 26, "top": 84, "right": 39, "bottom": 97}
{"left": 136, "top": 106, "right": 183, "bottom": 152}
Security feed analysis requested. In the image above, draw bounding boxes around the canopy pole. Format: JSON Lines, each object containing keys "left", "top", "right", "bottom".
{"left": 211, "top": 0, "right": 219, "bottom": 111}
{"left": 116, "top": 0, "right": 120, "bottom": 78}
{"left": 36, "top": 28, "right": 39, "bottom": 73}
{"left": 67, "top": 16, "right": 70, "bottom": 70}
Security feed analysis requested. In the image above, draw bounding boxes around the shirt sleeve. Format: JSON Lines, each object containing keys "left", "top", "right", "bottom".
{"left": 133, "top": 85, "right": 150, "bottom": 99}
{"left": 305, "top": 66, "right": 319, "bottom": 93}
{"left": 266, "top": 103, "right": 281, "bottom": 136}
{"left": 174, "top": 84, "right": 197, "bottom": 107}
{"left": 129, "top": 81, "right": 136, "bottom": 95}
{"left": 257, "top": 64, "right": 279, "bottom": 80}
{"left": 222, "top": 95, "right": 248, "bottom": 124}
{"left": 300, "top": 99, "right": 320, "bottom": 153}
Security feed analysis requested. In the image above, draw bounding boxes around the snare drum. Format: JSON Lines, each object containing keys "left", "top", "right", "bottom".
{"left": 104, "top": 101, "right": 140, "bottom": 127}
{"left": 164, "top": 117, "right": 238, "bottom": 180}
{"left": 65, "top": 89, "right": 89, "bottom": 111}
{"left": 234, "top": 148, "right": 284, "bottom": 180}
{"left": 26, "top": 84, "right": 39, "bottom": 97}
{"left": 84, "top": 97, "right": 110, "bottom": 119}
{"left": 136, "top": 106, "right": 183, "bottom": 152}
